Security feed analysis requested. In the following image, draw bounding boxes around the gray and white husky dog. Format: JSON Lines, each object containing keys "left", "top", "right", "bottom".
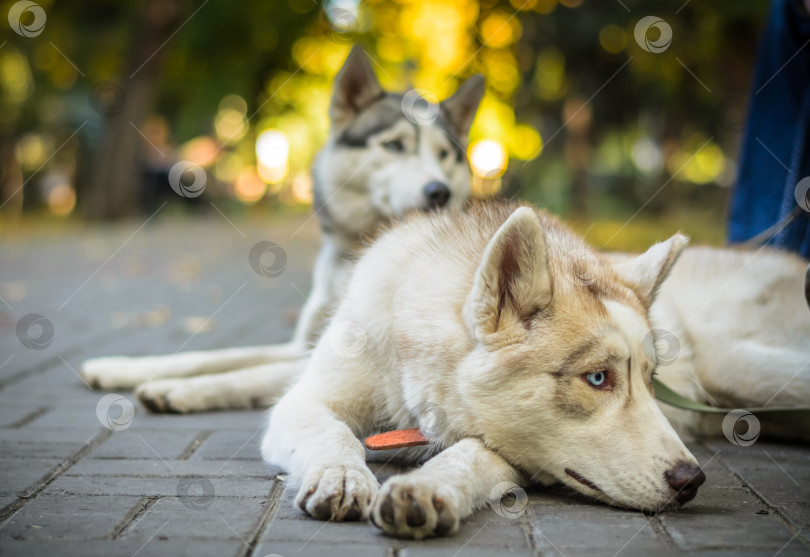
{"left": 80, "top": 47, "right": 485, "bottom": 411}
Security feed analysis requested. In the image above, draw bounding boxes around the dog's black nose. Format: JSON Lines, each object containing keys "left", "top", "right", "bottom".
{"left": 665, "top": 461, "right": 706, "bottom": 505}
{"left": 424, "top": 182, "right": 451, "bottom": 209}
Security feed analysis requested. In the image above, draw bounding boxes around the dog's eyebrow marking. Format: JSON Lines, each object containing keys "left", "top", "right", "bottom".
{"left": 559, "top": 336, "right": 605, "bottom": 375}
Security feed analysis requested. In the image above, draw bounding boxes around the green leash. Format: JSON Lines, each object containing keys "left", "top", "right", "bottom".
{"left": 653, "top": 377, "right": 810, "bottom": 428}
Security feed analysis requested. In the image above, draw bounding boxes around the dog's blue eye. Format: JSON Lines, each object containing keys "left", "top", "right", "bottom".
{"left": 382, "top": 139, "right": 404, "bottom": 152}
{"left": 586, "top": 371, "right": 606, "bottom": 387}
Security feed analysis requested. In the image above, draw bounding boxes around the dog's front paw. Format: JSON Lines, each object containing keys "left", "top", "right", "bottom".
{"left": 135, "top": 379, "right": 198, "bottom": 413}
{"left": 80, "top": 357, "right": 142, "bottom": 390}
{"left": 295, "top": 465, "right": 379, "bottom": 521}
{"left": 370, "top": 475, "right": 461, "bottom": 539}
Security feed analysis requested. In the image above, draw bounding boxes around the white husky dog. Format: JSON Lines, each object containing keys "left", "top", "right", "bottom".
{"left": 79, "top": 47, "right": 485, "bottom": 411}
{"left": 262, "top": 201, "right": 810, "bottom": 538}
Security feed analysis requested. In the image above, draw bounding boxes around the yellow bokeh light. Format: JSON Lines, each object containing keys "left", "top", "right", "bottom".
{"left": 47, "top": 183, "right": 76, "bottom": 216}
{"left": 215, "top": 153, "right": 244, "bottom": 183}
{"left": 15, "top": 134, "right": 47, "bottom": 169}
{"left": 291, "top": 172, "right": 314, "bottom": 205}
{"left": 510, "top": 124, "right": 543, "bottom": 160}
{"left": 256, "top": 129, "right": 289, "bottom": 184}
{"left": 510, "top": 0, "right": 537, "bottom": 10}
{"left": 214, "top": 108, "right": 248, "bottom": 144}
{"left": 258, "top": 162, "right": 287, "bottom": 184}
{"left": 218, "top": 94, "right": 248, "bottom": 116}
{"left": 180, "top": 136, "right": 219, "bottom": 167}
{"left": 234, "top": 168, "right": 267, "bottom": 204}
{"left": 534, "top": 0, "right": 557, "bottom": 14}
{"left": 469, "top": 139, "right": 508, "bottom": 178}
{"left": 667, "top": 140, "right": 726, "bottom": 185}
{"left": 534, "top": 48, "right": 567, "bottom": 101}
{"left": 480, "top": 12, "right": 522, "bottom": 49}
{"left": 599, "top": 25, "right": 627, "bottom": 54}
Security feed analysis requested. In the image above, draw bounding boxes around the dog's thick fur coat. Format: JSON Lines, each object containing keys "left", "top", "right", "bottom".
{"left": 262, "top": 201, "right": 810, "bottom": 538}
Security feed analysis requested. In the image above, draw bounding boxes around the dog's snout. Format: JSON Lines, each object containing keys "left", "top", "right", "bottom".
{"left": 424, "top": 182, "right": 451, "bottom": 209}
{"left": 665, "top": 461, "right": 706, "bottom": 505}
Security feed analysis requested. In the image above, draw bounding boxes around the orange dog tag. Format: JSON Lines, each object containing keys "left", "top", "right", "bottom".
{"left": 364, "top": 428, "right": 429, "bottom": 450}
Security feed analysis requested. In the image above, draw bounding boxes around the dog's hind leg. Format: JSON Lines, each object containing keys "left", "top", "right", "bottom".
{"left": 80, "top": 345, "right": 307, "bottom": 391}
{"left": 134, "top": 358, "right": 306, "bottom": 413}
{"left": 695, "top": 341, "right": 810, "bottom": 408}
{"left": 369, "top": 438, "right": 522, "bottom": 539}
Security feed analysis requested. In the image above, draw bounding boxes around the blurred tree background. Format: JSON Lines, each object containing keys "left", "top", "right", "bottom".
{"left": 0, "top": 0, "right": 768, "bottom": 249}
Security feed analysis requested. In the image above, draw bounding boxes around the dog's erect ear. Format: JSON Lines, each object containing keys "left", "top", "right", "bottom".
{"left": 612, "top": 234, "right": 689, "bottom": 309}
{"left": 330, "top": 46, "right": 384, "bottom": 129}
{"left": 466, "top": 207, "right": 552, "bottom": 344}
{"left": 441, "top": 75, "right": 485, "bottom": 139}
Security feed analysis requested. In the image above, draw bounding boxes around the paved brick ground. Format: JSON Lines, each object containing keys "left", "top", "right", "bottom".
{"left": 1, "top": 213, "right": 809, "bottom": 557}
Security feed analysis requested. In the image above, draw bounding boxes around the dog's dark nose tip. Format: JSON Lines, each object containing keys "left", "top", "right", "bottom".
{"left": 665, "top": 461, "right": 706, "bottom": 505}
{"left": 424, "top": 181, "right": 451, "bottom": 209}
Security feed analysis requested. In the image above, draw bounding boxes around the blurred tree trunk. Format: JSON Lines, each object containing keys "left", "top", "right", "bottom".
{"left": 0, "top": 136, "right": 23, "bottom": 214}
{"left": 83, "top": 0, "right": 183, "bottom": 219}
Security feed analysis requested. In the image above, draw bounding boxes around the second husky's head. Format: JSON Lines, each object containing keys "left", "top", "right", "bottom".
{"left": 447, "top": 205, "right": 704, "bottom": 512}
{"left": 313, "top": 47, "right": 484, "bottom": 241}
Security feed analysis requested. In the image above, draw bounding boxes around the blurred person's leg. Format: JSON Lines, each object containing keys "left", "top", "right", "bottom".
{"left": 728, "top": 0, "right": 810, "bottom": 256}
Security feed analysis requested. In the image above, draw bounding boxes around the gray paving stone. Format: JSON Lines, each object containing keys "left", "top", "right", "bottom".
{"left": 67, "top": 458, "right": 272, "bottom": 478}
{"left": 0, "top": 494, "right": 140, "bottom": 540}
{"left": 402, "top": 547, "right": 535, "bottom": 557}
{"left": 89, "top": 429, "right": 200, "bottom": 460}
{"left": 25, "top": 406, "right": 128, "bottom": 430}
{"left": 0, "top": 496, "right": 17, "bottom": 510}
{"left": 0, "top": 538, "right": 243, "bottom": 557}
{"left": 528, "top": 502, "right": 664, "bottom": 551}
{"left": 43, "top": 475, "right": 274, "bottom": 498}
{"left": 25, "top": 405, "right": 264, "bottom": 431}
{"left": 0, "top": 428, "right": 97, "bottom": 459}
{"left": 659, "top": 485, "right": 797, "bottom": 550}
{"left": 255, "top": 540, "right": 387, "bottom": 557}
{"left": 0, "top": 402, "right": 48, "bottom": 427}
{"left": 121, "top": 496, "right": 267, "bottom": 541}
{"left": 190, "top": 429, "right": 263, "bottom": 460}
{"left": 264, "top": 514, "right": 385, "bottom": 545}
{"left": 122, "top": 410, "right": 265, "bottom": 431}
{"left": 0, "top": 458, "right": 61, "bottom": 496}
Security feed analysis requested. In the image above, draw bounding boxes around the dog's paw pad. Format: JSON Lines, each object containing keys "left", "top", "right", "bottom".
{"left": 371, "top": 477, "right": 460, "bottom": 539}
{"left": 294, "top": 465, "right": 378, "bottom": 522}
{"left": 135, "top": 380, "right": 191, "bottom": 413}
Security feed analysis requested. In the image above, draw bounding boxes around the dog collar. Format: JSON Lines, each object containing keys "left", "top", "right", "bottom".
{"left": 365, "top": 428, "right": 429, "bottom": 450}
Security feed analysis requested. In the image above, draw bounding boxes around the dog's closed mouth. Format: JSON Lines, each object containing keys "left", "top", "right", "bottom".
{"left": 565, "top": 468, "right": 601, "bottom": 492}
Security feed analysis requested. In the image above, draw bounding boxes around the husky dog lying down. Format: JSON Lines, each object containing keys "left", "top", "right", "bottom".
{"left": 262, "top": 201, "right": 810, "bottom": 539}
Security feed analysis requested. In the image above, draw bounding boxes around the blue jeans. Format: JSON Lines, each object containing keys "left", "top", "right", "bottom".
{"left": 727, "top": 0, "right": 810, "bottom": 256}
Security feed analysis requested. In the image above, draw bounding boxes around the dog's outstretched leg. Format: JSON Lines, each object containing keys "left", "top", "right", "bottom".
{"left": 80, "top": 345, "right": 306, "bottom": 390}
{"left": 134, "top": 359, "right": 306, "bottom": 413}
{"left": 369, "top": 438, "right": 522, "bottom": 539}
